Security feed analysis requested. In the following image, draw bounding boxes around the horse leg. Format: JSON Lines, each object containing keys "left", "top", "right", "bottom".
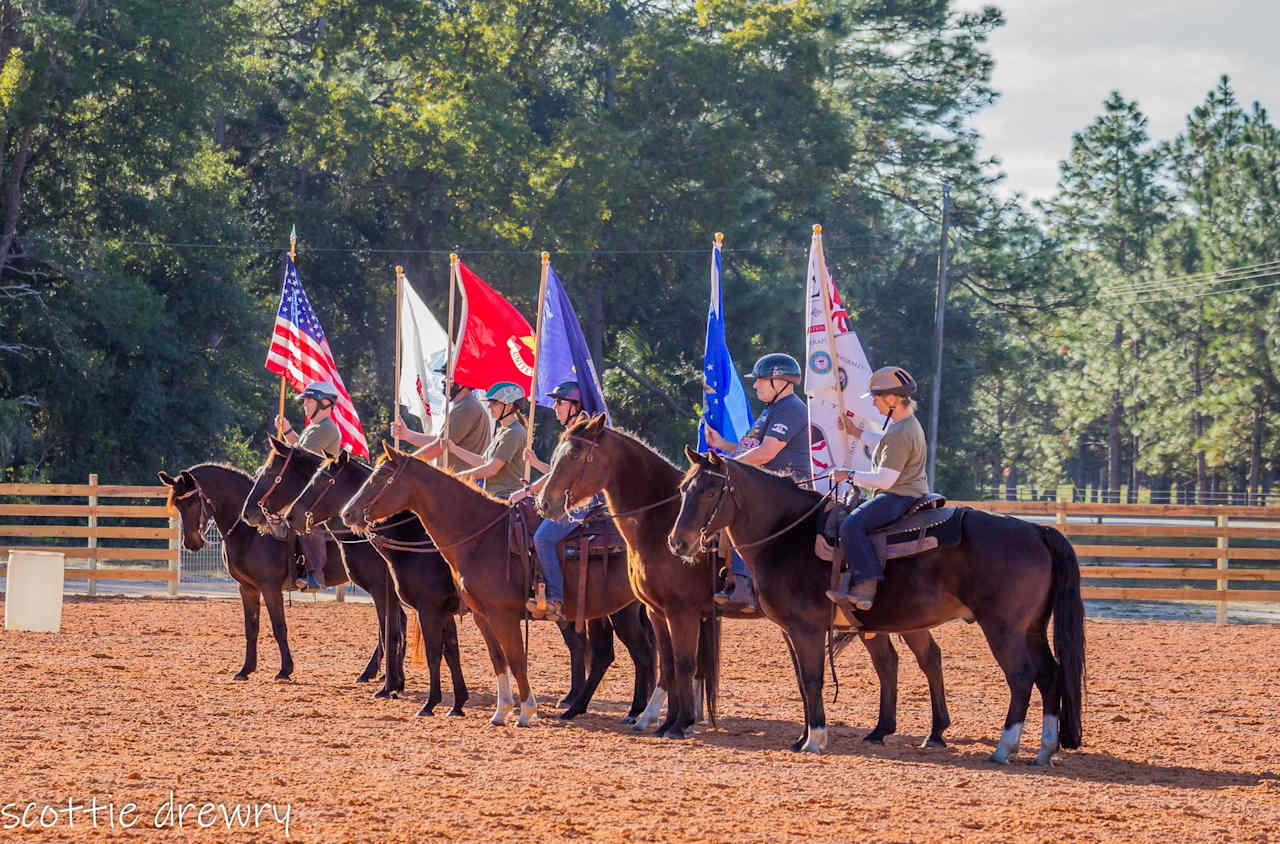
{"left": 859, "top": 632, "right": 899, "bottom": 745}
{"left": 261, "top": 587, "right": 294, "bottom": 681}
{"left": 234, "top": 582, "right": 261, "bottom": 680}
{"left": 441, "top": 611, "right": 468, "bottom": 716}
{"left": 901, "top": 630, "right": 951, "bottom": 748}
{"left": 357, "top": 639, "right": 383, "bottom": 684}
{"left": 415, "top": 607, "right": 445, "bottom": 716}
{"left": 562, "top": 618, "right": 615, "bottom": 720}
{"left": 657, "top": 611, "right": 699, "bottom": 739}
{"left": 611, "top": 604, "right": 657, "bottom": 723}
{"left": 491, "top": 617, "right": 537, "bottom": 727}
{"left": 790, "top": 624, "right": 830, "bottom": 754}
{"left": 782, "top": 631, "right": 812, "bottom": 752}
{"left": 471, "top": 612, "right": 514, "bottom": 725}
{"left": 375, "top": 599, "right": 406, "bottom": 700}
{"left": 1028, "top": 626, "right": 1062, "bottom": 766}
{"left": 358, "top": 574, "right": 388, "bottom": 685}
{"left": 555, "top": 620, "right": 588, "bottom": 710}
{"left": 634, "top": 606, "right": 671, "bottom": 732}
{"left": 981, "top": 620, "right": 1038, "bottom": 764}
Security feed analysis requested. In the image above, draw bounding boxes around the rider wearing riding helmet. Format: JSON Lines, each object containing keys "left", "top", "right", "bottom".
{"left": 510, "top": 381, "right": 601, "bottom": 622}
{"left": 826, "top": 366, "right": 929, "bottom": 611}
{"left": 275, "top": 380, "right": 342, "bottom": 590}
{"left": 392, "top": 363, "right": 491, "bottom": 472}
{"left": 702, "top": 352, "right": 811, "bottom": 612}
{"left": 441, "top": 381, "right": 528, "bottom": 500}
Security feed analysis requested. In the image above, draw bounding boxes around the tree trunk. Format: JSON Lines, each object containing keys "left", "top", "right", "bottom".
{"left": 1249, "top": 398, "right": 1264, "bottom": 505}
{"left": 1107, "top": 323, "right": 1123, "bottom": 503}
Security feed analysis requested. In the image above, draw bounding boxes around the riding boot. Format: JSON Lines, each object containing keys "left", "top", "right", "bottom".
{"left": 827, "top": 574, "right": 879, "bottom": 611}
{"left": 300, "top": 531, "right": 327, "bottom": 591}
{"left": 713, "top": 574, "right": 757, "bottom": 613}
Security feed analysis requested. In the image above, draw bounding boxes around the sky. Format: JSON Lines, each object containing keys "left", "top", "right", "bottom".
{"left": 956, "top": 0, "right": 1280, "bottom": 200}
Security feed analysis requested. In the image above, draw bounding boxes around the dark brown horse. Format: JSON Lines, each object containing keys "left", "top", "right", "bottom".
{"left": 669, "top": 449, "right": 1085, "bottom": 761}
{"left": 537, "top": 414, "right": 952, "bottom": 745}
{"left": 158, "top": 464, "right": 344, "bottom": 681}
{"left": 241, "top": 438, "right": 406, "bottom": 695}
{"left": 343, "top": 444, "right": 649, "bottom": 727}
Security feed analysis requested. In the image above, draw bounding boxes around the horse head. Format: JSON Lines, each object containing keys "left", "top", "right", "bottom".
{"left": 286, "top": 449, "right": 362, "bottom": 533}
{"left": 241, "top": 435, "right": 324, "bottom": 530}
{"left": 537, "top": 412, "right": 610, "bottom": 519}
{"left": 668, "top": 446, "right": 733, "bottom": 559}
{"left": 159, "top": 468, "right": 211, "bottom": 551}
{"left": 343, "top": 442, "right": 415, "bottom": 533}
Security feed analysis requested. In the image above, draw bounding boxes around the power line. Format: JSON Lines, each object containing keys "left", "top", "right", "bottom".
{"left": 1116, "top": 277, "right": 1280, "bottom": 307}
{"left": 1100, "top": 258, "right": 1280, "bottom": 297}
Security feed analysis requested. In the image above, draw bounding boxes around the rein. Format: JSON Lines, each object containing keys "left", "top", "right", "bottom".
{"left": 174, "top": 484, "right": 215, "bottom": 538}
{"left": 360, "top": 458, "right": 509, "bottom": 555}
{"left": 695, "top": 466, "right": 834, "bottom": 552}
{"left": 559, "top": 433, "right": 680, "bottom": 519}
{"left": 257, "top": 448, "right": 298, "bottom": 522}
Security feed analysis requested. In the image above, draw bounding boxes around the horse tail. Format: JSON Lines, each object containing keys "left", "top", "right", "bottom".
{"left": 696, "top": 614, "right": 721, "bottom": 727}
{"left": 1038, "top": 524, "right": 1085, "bottom": 749}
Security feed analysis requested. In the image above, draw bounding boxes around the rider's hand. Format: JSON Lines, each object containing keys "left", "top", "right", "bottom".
{"left": 275, "top": 414, "right": 291, "bottom": 434}
{"left": 509, "top": 486, "right": 530, "bottom": 504}
{"left": 837, "top": 415, "right": 864, "bottom": 439}
{"left": 703, "top": 422, "right": 724, "bottom": 451}
{"left": 832, "top": 469, "right": 851, "bottom": 483}
{"left": 390, "top": 417, "right": 410, "bottom": 440}
{"left": 523, "top": 446, "right": 538, "bottom": 465}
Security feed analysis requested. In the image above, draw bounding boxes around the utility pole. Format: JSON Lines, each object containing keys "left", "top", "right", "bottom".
{"left": 927, "top": 184, "right": 951, "bottom": 488}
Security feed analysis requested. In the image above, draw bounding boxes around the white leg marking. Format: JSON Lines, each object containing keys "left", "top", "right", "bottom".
{"left": 1034, "top": 715, "right": 1060, "bottom": 766}
{"left": 633, "top": 686, "right": 667, "bottom": 731}
{"left": 517, "top": 692, "right": 538, "bottom": 728}
{"left": 491, "top": 672, "right": 514, "bottom": 726}
{"left": 800, "top": 727, "right": 827, "bottom": 755}
{"left": 989, "top": 721, "right": 1024, "bottom": 764}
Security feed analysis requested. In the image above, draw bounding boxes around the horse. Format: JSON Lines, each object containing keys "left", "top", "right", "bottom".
{"left": 158, "top": 464, "right": 343, "bottom": 681}
{"left": 668, "top": 448, "right": 1086, "bottom": 761}
{"left": 343, "top": 443, "right": 652, "bottom": 728}
{"left": 241, "top": 437, "right": 408, "bottom": 699}
{"left": 537, "top": 413, "right": 953, "bottom": 746}
{"left": 290, "top": 449, "right": 650, "bottom": 720}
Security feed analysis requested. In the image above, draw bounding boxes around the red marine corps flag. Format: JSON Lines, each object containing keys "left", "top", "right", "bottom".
{"left": 265, "top": 255, "right": 370, "bottom": 457}
{"left": 451, "top": 260, "right": 535, "bottom": 394}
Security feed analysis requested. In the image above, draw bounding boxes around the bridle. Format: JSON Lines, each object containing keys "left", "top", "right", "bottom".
{"left": 358, "top": 456, "right": 412, "bottom": 527}
{"left": 554, "top": 434, "right": 602, "bottom": 518}
{"left": 257, "top": 447, "right": 297, "bottom": 524}
{"left": 174, "top": 483, "right": 215, "bottom": 542}
{"left": 687, "top": 467, "right": 738, "bottom": 551}
{"left": 298, "top": 463, "right": 340, "bottom": 534}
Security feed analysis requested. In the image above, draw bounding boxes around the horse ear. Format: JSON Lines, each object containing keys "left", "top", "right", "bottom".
{"left": 707, "top": 450, "right": 724, "bottom": 468}
{"left": 381, "top": 440, "right": 403, "bottom": 462}
{"left": 268, "top": 434, "right": 288, "bottom": 453}
{"left": 157, "top": 471, "right": 176, "bottom": 486}
{"left": 178, "top": 469, "right": 195, "bottom": 486}
{"left": 586, "top": 413, "right": 607, "bottom": 435}
{"left": 336, "top": 450, "right": 350, "bottom": 468}
{"left": 683, "top": 444, "right": 702, "bottom": 465}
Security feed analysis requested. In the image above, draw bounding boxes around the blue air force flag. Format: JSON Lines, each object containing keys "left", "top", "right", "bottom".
{"left": 534, "top": 265, "right": 609, "bottom": 420}
{"left": 698, "top": 237, "right": 753, "bottom": 453}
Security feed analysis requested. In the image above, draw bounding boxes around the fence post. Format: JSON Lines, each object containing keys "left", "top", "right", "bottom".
{"left": 169, "top": 514, "right": 180, "bottom": 596}
{"left": 1215, "top": 513, "right": 1229, "bottom": 624}
{"left": 87, "top": 473, "right": 98, "bottom": 596}
{"left": 335, "top": 584, "right": 345, "bottom": 603}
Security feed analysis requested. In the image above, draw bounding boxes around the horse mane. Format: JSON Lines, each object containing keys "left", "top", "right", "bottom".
{"left": 561, "top": 415, "right": 681, "bottom": 472}
{"left": 389, "top": 450, "right": 511, "bottom": 506}
{"left": 687, "top": 457, "right": 824, "bottom": 511}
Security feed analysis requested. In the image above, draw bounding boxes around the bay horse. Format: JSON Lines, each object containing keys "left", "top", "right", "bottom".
{"left": 158, "top": 464, "right": 345, "bottom": 681}
{"left": 669, "top": 448, "right": 1085, "bottom": 761}
{"left": 537, "top": 414, "right": 952, "bottom": 745}
{"left": 241, "top": 437, "right": 408, "bottom": 698}
{"left": 291, "top": 449, "right": 649, "bottom": 720}
{"left": 343, "top": 444, "right": 651, "bottom": 728}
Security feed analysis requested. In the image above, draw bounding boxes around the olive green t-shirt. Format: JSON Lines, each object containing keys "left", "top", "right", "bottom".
{"left": 446, "top": 391, "right": 491, "bottom": 473}
{"left": 873, "top": 414, "right": 929, "bottom": 498}
{"left": 296, "top": 417, "right": 342, "bottom": 459}
{"left": 482, "top": 420, "right": 527, "bottom": 500}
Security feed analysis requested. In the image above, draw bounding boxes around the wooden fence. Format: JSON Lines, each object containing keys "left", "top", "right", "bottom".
{"left": 0, "top": 476, "right": 179, "bottom": 594}
{"left": 953, "top": 500, "right": 1280, "bottom": 622}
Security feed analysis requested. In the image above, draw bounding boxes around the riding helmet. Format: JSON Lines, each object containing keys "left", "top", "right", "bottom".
{"left": 484, "top": 381, "right": 526, "bottom": 405}
{"left": 861, "top": 366, "right": 917, "bottom": 398}
{"left": 747, "top": 353, "right": 803, "bottom": 385}
{"left": 547, "top": 381, "right": 582, "bottom": 403}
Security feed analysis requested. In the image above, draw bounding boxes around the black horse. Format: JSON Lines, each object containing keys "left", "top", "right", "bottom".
{"left": 241, "top": 439, "right": 410, "bottom": 699}
{"left": 669, "top": 449, "right": 1085, "bottom": 762}
{"left": 159, "top": 464, "right": 345, "bottom": 681}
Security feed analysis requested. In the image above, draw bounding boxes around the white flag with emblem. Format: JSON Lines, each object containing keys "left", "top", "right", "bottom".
{"left": 803, "top": 227, "right": 885, "bottom": 492}
{"left": 398, "top": 276, "right": 449, "bottom": 433}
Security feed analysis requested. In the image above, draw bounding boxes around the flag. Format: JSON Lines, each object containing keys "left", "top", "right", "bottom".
{"left": 698, "top": 238, "right": 753, "bottom": 453}
{"left": 534, "top": 265, "right": 609, "bottom": 420}
{"left": 397, "top": 275, "right": 449, "bottom": 432}
{"left": 265, "top": 257, "right": 369, "bottom": 458}
{"left": 452, "top": 260, "right": 535, "bottom": 394}
{"left": 804, "top": 230, "right": 884, "bottom": 490}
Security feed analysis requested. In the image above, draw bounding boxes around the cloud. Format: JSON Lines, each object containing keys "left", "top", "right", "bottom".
{"left": 956, "top": 0, "right": 1280, "bottom": 199}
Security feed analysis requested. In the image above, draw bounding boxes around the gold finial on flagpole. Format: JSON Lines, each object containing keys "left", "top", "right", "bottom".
{"left": 714, "top": 232, "right": 723, "bottom": 246}
{"left": 541, "top": 251, "right": 550, "bottom": 263}
{"left": 449, "top": 252, "right": 458, "bottom": 264}
{"left": 289, "top": 225, "right": 297, "bottom": 261}
{"left": 812, "top": 224, "right": 822, "bottom": 235}
{"left": 395, "top": 264, "right": 404, "bottom": 278}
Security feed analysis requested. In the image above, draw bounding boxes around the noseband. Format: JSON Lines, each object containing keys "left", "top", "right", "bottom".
{"left": 360, "top": 457, "right": 410, "bottom": 526}
{"left": 300, "top": 464, "right": 340, "bottom": 533}
{"left": 174, "top": 483, "right": 215, "bottom": 540}
{"left": 556, "top": 435, "right": 601, "bottom": 516}
{"left": 693, "top": 468, "right": 736, "bottom": 551}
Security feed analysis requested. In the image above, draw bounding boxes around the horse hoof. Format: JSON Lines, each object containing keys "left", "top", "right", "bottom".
{"left": 374, "top": 688, "right": 391, "bottom": 700}
{"left": 417, "top": 706, "right": 435, "bottom": 717}
{"left": 557, "top": 695, "right": 576, "bottom": 708}
{"left": 355, "top": 674, "right": 375, "bottom": 684}
{"left": 619, "top": 716, "right": 637, "bottom": 725}
{"left": 448, "top": 708, "right": 465, "bottom": 718}
{"left": 273, "top": 672, "right": 292, "bottom": 682}
{"left": 662, "top": 727, "right": 687, "bottom": 740}
{"left": 922, "top": 736, "right": 947, "bottom": 749}
{"left": 233, "top": 673, "right": 249, "bottom": 681}
{"left": 558, "top": 710, "right": 579, "bottom": 721}
{"left": 862, "top": 731, "right": 888, "bottom": 745}
{"left": 489, "top": 718, "right": 506, "bottom": 727}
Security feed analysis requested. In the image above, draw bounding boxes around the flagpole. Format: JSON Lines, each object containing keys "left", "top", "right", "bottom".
{"left": 442, "top": 253, "right": 459, "bottom": 447}
{"left": 276, "top": 227, "right": 297, "bottom": 436}
{"left": 525, "top": 251, "right": 551, "bottom": 483}
{"left": 812, "top": 224, "right": 851, "bottom": 472}
{"left": 393, "top": 265, "right": 405, "bottom": 451}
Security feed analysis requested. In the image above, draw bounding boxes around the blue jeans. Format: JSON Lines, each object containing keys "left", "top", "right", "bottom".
{"left": 534, "top": 515, "right": 578, "bottom": 602}
{"left": 838, "top": 493, "right": 915, "bottom": 584}
{"left": 730, "top": 550, "right": 749, "bottom": 578}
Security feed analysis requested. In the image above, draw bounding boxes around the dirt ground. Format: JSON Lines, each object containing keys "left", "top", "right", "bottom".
{"left": 2, "top": 595, "right": 1278, "bottom": 841}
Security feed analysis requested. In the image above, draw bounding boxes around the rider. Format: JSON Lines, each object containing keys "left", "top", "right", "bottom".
{"left": 440, "top": 381, "right": 528, "bottom": 500}
{"left": 391, "top": 364, "right": 491, "bottom": 471}
{"left": 275, "top": 380, "right": 342, "bottom": 591}
{"left": 702, "top": 352, "right": 811, "bottom": 612}
{"left": 511, "top": 381, "right": 600, "bottom": 622}
{"left": 826, "top": 366, "right": 929, "bottom": 611}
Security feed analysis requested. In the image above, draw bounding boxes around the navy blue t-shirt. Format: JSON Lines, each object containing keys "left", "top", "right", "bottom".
{"left": 735, "top": 393, "right": 810, "bottom": 482}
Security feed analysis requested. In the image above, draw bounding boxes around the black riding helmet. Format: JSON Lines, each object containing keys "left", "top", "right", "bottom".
{"left": 547, "top": 380, "right": 583, "bottom": 404}
{"left": 746, "top": 353, "right": 803, "bottom": 385}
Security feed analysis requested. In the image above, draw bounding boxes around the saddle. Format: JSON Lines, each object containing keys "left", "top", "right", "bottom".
{"left": 508, "top": 500, "right": 625, "bottom": 633}
{"left": 816, "top": 493, "right": 962, "bottom": 564}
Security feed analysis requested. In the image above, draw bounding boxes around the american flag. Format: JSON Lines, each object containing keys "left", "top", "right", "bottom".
{"left": 264, "top": 257, "right": 369, "bottom": 457}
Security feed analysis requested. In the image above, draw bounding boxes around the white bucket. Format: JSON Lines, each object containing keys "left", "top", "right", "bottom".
{"left": 4, "top": 550, "right": 65, "bottom": 633}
